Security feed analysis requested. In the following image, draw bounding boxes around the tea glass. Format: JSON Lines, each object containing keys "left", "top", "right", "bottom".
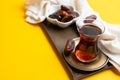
{"left": 75, "top": 20, "right": 105, "bottom": 63}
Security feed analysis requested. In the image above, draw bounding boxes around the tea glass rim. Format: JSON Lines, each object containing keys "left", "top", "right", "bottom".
{"left": 77, "top": 20, "right": 105, "bottom": 38}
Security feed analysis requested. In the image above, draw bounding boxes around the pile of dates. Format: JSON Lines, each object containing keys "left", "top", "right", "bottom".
{"left": 49, "top": 5, "right": 79, "bottom": 22}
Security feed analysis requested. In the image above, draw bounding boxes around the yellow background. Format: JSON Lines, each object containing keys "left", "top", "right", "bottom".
{"left": 0, "top": 0, "right": 120, "bottom": 80}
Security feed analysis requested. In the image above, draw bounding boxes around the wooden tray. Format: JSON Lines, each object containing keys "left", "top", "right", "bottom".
{"left": 40, "top": 20, "right": 112, "bottom": 80}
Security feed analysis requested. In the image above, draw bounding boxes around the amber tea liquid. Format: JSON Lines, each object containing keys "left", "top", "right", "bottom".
{"left": 75, "top": 25, "right": 102, "bottom": 63}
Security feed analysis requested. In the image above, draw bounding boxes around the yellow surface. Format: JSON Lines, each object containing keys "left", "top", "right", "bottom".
{"left": 88, "top": 0, "right": 120, "bottom": 24}
{"left": 0, "top": 0, "right": 120, "bottom": 80}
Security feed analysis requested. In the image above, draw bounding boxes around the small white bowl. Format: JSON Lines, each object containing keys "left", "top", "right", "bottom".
{"left": 46, "top": 5, "right": 80, "bottom": 28}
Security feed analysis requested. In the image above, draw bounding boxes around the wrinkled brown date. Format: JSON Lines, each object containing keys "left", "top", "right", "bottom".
{"left": 59, "top": 10, "right": 68, "bottom": 17}
{"left": 85, "top": 15, "right": 97, "bottom": 20}
{"left": 61, "top": 12, "right": 79, "bottom": 22}
{"left": 83, "top": 19, "right": 95, "bottom": 23}
{"left": 64, "top": 39, "right": 75, "bottom": 56}
{"left": 61, "top": 14, "right": 74, "bottom": 22}
{"left": 84, "top": 15, "right": 97, "bottom": 23}
{"left": 49, "top": 13, "right": 62, "bottom": 21}
{"left": 61, "top": 5, "right": 70, "bottom": 11}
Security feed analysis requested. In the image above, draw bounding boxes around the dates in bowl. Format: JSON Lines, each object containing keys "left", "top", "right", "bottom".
{"left": 47, "top": 5, "right": 80, "bottom": 28}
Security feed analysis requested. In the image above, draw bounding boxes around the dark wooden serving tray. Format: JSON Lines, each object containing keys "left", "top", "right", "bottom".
{"left": 40, "top": 20, "right": 112, "bottom": 80}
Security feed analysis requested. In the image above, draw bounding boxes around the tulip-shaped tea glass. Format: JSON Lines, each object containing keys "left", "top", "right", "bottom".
{"left": 75, "top": 20, "right": 105, "bottom": 63}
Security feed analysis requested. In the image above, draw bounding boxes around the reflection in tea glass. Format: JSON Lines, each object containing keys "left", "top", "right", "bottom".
{"left": 75, "top": 20, "right": 105, "bottom": 63}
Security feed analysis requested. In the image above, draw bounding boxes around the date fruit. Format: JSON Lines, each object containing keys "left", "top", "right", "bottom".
{"left": 64, "top": 39, "right": 75, "bottom": 56}
{"left": 49, "top": 13, "right": 62, "bottom": 21}
{"left": 85, "top": 15, "right": 97, "bottom": 20}
{"left": 58, "top": 10, "right": 68, "bottom": 17}
{"left": 83, "top": 19, "right": 94, "bottom": 23}
{"left": 84, "top": 15, "right": 97, "bottom": 23}
{"left": 61, "top": 14, "right": 74, "bottom": 22}
{"left": 61, "top": 5, "right": 71, "bottom": 11}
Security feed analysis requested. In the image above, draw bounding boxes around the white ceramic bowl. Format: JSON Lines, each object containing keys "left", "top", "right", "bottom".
{"left": 46, "top": 5, "right": 80, "bottom": 28}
